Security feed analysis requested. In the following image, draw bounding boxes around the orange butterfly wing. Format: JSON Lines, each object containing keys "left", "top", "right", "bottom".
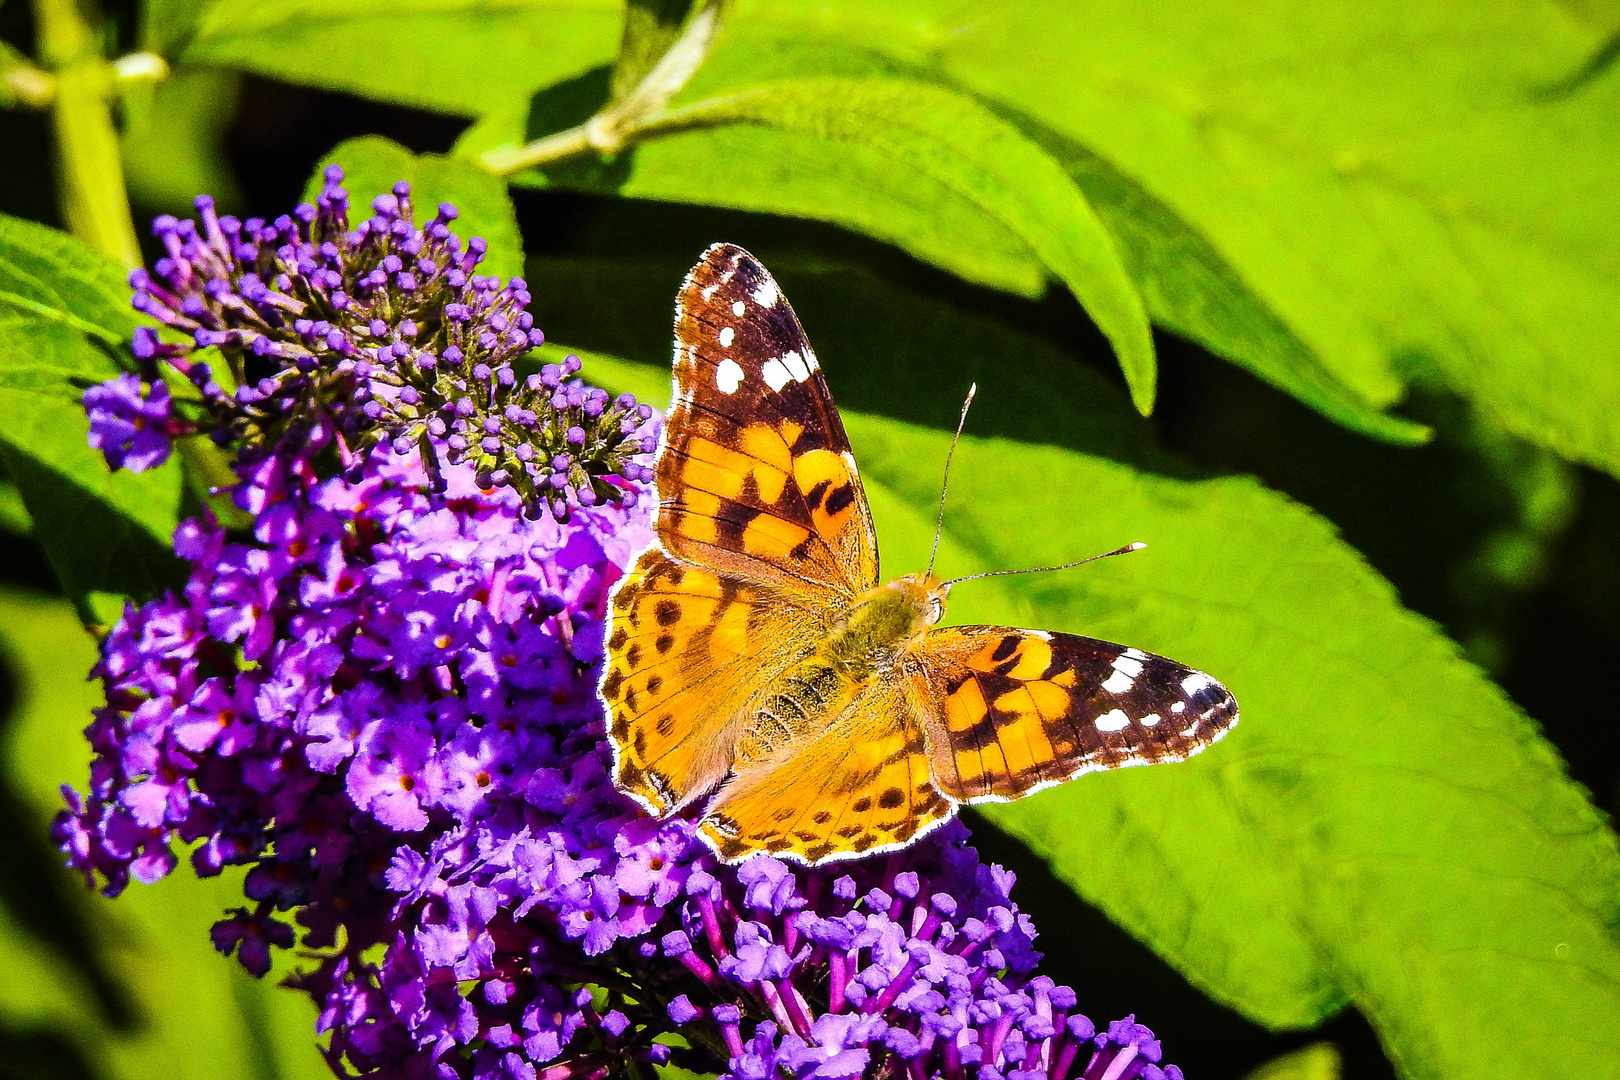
{"left": 904, "top": 627, "right": 1239, "bottom": 802}
{"left": 602, "top": 547, "right": 819, "bottom": 813}
{"left": 699, "top": 680, "right": 955, "bottom": 865}
{"left": 659, "top": 243, "right": 877, "bottom": 602}
{"left": 602, "top": 244, "right": 880, "bottom": 816}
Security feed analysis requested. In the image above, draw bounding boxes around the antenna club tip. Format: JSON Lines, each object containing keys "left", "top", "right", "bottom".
{"left": 966, "top": 383, "right": 978, "bottom": 398}
{"left": 1127, "top": 541, "right": 1146, "bottom": 551}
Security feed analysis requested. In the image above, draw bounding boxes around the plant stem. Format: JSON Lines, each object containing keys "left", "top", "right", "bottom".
{"left": 480, "top": 0, "right": 723, "bottom": 177}
{"left": 33, "top": 0, "right": 141, "bottom": 270}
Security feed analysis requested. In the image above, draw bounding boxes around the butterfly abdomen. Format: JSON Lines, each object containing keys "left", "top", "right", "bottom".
{"left": 739, "top": 656, "right": 857, "bottom": 764}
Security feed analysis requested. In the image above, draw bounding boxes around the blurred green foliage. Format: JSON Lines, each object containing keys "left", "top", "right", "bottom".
{"left": 2, "top": 1, "right": 1618, "bottom": 1079}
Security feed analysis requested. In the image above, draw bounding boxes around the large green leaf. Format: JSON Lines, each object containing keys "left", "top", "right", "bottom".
{"left": 461, "top": 30, "right": 1426, "bottom": 442}
{"left": 0, "top": 213, "right": 138, "bottom": 345}
{"left": 820, "top": 0, "right": 1620, "bottom": 475}
{"left": 0, "top": 325, "right": 184, "bottom": 610}
{"left": 0, "top": 590, "right": 330, "bottom": 1080}
{"left": 547, "top": 257, "right": 1620, "bottom": 1080}
{"left": 0, "top": 218, "right": 183, "bottom": 609}
{"left": 183, "top": 0, "right": 621, "bottom": 116}
{"left": 1005, "top": 120, "right": 1431, "bottom": 446}
{"left": 463, "top": 56, "right": 1156, "bottom": 410}
{"left": 305, "top": 136, "right": 525, "bottom": 284}
{"left": 638, "top": 77, "right": 1158, "bottom": 413}
{"left": 460, "top": 53, "right": 1053, "bottom": 302}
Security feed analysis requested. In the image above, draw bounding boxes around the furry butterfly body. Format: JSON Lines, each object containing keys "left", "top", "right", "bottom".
{"left": 599, "top": 244, "right": 1238, "bottom": 865}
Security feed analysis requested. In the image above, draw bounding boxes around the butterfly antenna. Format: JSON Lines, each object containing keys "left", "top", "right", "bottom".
{"left": 927, "top": 384, "right": 978, "bottom": 578}
{"left": 942, "top": 542, "right": 1146, "bottom": 588}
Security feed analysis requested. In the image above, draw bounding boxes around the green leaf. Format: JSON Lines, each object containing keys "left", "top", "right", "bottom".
{"left": 0, "top": 213, "right": 139, "bottom": 345}
{"left": 466, "top": 79, "right": 1050, "bottom": 299}
{"left": 0, "top": 216, "right": 183, "bottom": 610}
{"left": 470, "top": 30, "right": 1419, "bottom": 441}
{"left": 887, "top": 0, "right": 1620, "bottom": 475}
{"left": 640, "top": 78, "right": 1157, "bottom": 411}
{"left": 1003, "top": 118, "right": 1431, "bottom": 446}
{"left": 1243, "top": 1044, "right": 1342, "bottom": 1080}
{"left": 558, "top": 258, "right": 1620, "bottom": 1080}
{"left": 307, "top": 136, "right": 525, "bottom": 285}
{"left": 0, "top": 590, "right": 331, "bottom": 1080}
{"left": 183, "top": 0, "right": 621, "bottom": 117}
{"left": 0, "top": 325, "right": 183, "bottom": 612}
{"left": 610, "top": 0, "right": 702, "bottom": 104}
{"left": 0, "top": 213, "right": 183, "bottom": 608}
{"left": 121, "top": 67, "right": 246, "bottom": 214}
{"left": 0, "top": 478, "right": 31, "bottom": 535}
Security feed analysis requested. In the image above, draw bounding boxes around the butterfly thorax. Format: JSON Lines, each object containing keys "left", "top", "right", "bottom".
{"left": 734, "top": 574, "right": 947, "bottom": 766}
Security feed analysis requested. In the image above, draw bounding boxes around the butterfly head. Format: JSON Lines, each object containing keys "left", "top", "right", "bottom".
{"left": 895, "top": 572, "right": 952, "bottom": 628}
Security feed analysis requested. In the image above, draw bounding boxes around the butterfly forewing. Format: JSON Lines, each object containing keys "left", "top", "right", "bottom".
{"left": 905, "top": 627, "right": 1238, "bottom": 802}
{"left": 602, "top": 544, "right": 821, "bottom": 813}
{"left": 662, "top": 243, "right": 878, "bottom": 601}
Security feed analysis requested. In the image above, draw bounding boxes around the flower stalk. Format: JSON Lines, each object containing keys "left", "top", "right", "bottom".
{"left": 32, "top": 0, "right": 143, "bottom": 268}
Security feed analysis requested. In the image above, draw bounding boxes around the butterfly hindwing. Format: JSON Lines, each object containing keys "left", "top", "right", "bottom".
{"left": 905, "top": 627, "right": 1238, "bottom": 802}
{"left": 662, "top": 243, "right": 877, "bottom": 601}
{"left": 602, "top": 546, "right": 821, "bottom": 813}
{"left": 700, "top": 680, "right": 957, "bottom": 865}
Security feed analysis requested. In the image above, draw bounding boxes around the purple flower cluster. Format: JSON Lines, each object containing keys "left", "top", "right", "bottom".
{"left": 57, "top": 181, "right": 1185, "bottom": 1080}
{"left": 93, "top": 168, "right": 652, "bottom": 519}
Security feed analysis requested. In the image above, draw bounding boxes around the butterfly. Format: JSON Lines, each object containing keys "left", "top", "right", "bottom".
{"left": 599, "top": 243, "right": 1238, "bottom": 866}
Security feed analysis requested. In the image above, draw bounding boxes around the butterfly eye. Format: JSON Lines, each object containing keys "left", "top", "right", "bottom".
{"left": 928, "top": 597, "right": 944, "bottom": 624}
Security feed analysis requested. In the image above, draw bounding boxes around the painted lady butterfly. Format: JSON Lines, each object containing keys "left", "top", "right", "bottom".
{"left": 600, "top": 244, "right": 1238, "bottom": 865}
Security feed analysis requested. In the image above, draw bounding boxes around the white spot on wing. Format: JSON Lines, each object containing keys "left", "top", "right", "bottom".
{"left": 1181, "top": 672, "right": 1214, "bottom": 695}
{"left": 732, "top": 301, "right": 746, "bottom": 317}
{"left": 804, "top": 347, "right": 820, "bottom": 371}
{"left": 1095, "top": 709, "right": 1130, "bottom": 732}
{"left": 718, "top": 326, "right": 735, "bottom": 348}
{"left": 1101, "top": 670, "right": 1134, "bottom": 694}
{"left": 761, "top": 358, "right": 792, "bottom": 392}
{"left": 715, "top": 359, "right": 744, "bottom": 394}
{"left": 780, "top": 350, "right": 810, "bottom": 381}
{"left": 1140, "top": 713, "right": 1161, "bottom": 727}
{"left": 701, "top": 284, "right": 718, "bottom": 300}
{"left": 1170, "top": 702, "right": 1186, "bottom": 714}
{"left": 752, "top": 279, "right": 780, "bottom": 307}
{"left": 1112, "top": 654, "right": 1145, "bottom": 678}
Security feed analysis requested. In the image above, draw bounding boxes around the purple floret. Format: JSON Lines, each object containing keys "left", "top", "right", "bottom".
{"left": 84, "top": 372, "right": 179, "bottom": 472}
